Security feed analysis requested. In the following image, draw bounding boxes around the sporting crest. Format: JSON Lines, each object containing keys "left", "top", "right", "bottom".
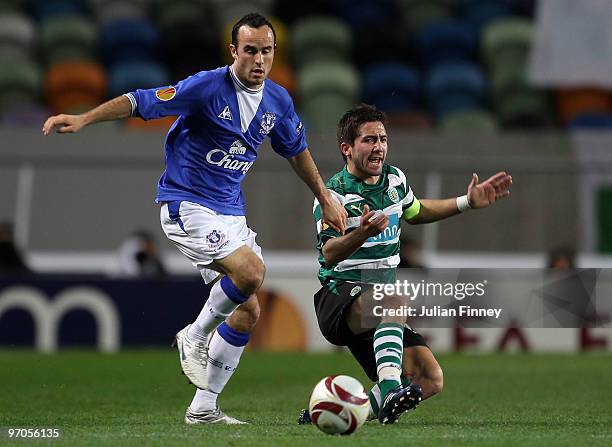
{"left": 387, "top": 187, "right": 400, "bottom": 203}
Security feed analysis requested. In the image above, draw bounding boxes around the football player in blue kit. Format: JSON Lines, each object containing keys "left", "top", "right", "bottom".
{"left": 42, "top": 13, "right": 347, "bottom": 424}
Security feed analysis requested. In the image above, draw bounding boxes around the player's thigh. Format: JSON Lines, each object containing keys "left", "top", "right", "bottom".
{"left": 210, "top": 245, "right": 265, "bottom": 289}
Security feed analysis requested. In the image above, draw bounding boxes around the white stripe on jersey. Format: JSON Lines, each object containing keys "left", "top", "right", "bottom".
{"left": 335, "top": 255, "right": 400, "bottom": 272}
{"left": 229, "top": 66, "right": 264, "bottom": 133}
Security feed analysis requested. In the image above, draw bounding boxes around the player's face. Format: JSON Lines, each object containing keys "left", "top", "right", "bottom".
{"left": 230, "top": 25, "right": 275, "bottom": 88}
{"left": 343, "top": 121, "right": 387, "bottom": 182}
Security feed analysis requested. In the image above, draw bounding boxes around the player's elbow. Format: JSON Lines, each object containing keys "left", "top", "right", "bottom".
{"left": 322, "top": 245, "right": 339, "bottom": 266}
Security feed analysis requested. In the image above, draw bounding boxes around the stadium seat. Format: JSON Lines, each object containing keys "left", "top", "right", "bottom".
{"left": 45, "top": 61, "right": 106, "bottom": 113}
{"left": 156, "top": 0, "right": 221, "bottom": 80}
{"left": 298, "top": 61, "right": 360, "bottom": 131}
{"left": 275, "top": 0, "right": 333, "bottom": 25}
{"left": 362, "top": 63, "right": 421, "bottom": 112}
{"left": 482, "top": 18, "right": 533, "bottom": 71}
{"left": 396, "top": 0, "right": 456, "bottom": 34}
{"left": 352, "top": 22, "right": 414, "bottom": 68}
{"left": 90, "top": 0, "right": 148, "bottom": 24}
{"left": 332, "top": 0, "right": 395, "bottom": 30}
{"left": 495, "top": 86, "right": 550, "bottom": 128}
{"left": 460, "top": 0, "right": 513, "bottom": 31}
{"left": 556, "top": 89, "right": 612, "bottom": 126}
{"left": 100, "top": 19, "right": 159, "bottom": 66}
{"left": 29, "top": 0, "right": 88, "bottom": 20}
{"left": 210, "top": 0, "right": 274, "bottom": 28}
{"left": 0, "top": 12, "right": 35, "bottom": 62}
{"left": 268, "top": 63, "right": 296, "bottom": 98}
{"left": 425, "top": 62, "right": 486, "bottom": 119}
{"left": 386, "top": 110, "right": 433, "bottom": 131}
{"left": 417, "top": 19, "right": 478, "bottom": 66}
{"left": 440, "top": 109, "right": 498, "bottom": 133}
{"left": 505, "top": 0, "right": 536, "bottom": 17}
{"left": 290, "top": 16, "right": 352, "bottom": 68}
{"left": 108, "top": 60, "right": 169, "bottom": 98}
{"left": 0, "top": 59, "right": 42, "bottom": 111}
{"left": 0, "top": 0, "right": 25, "bottom": 12}
{"left": 568, "top": 113, "right": 612, "bottom": 130}
{"left": 40, "top": 16, "right": 97, "bottom": 65}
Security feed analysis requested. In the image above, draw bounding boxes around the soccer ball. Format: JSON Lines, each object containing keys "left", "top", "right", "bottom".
{"left": 308, "top": 375, "right": 370, "bottom": 435}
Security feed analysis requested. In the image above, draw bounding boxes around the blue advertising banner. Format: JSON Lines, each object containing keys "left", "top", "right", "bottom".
{"left": 0, "top": 276, "right": 212, "bottom": 351}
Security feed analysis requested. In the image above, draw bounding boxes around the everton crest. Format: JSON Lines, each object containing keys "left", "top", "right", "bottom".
{"left": 260, "top": 112, "right": 276, "bottom": 134}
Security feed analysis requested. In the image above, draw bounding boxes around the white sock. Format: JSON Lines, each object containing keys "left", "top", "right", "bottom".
{"left": 189, "top": 323, "right": 248, "bottom": 412}
{"left": 190, "top": 389, "right": 218, "bottom": 413}
{"left": 188, "top": 276, "right": 248, "bottom": 341}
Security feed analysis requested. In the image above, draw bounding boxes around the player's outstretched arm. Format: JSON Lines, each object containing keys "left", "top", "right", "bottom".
{"left": 288, "top": 149, "right": 348, "bottom": 234}
{"left": 322, "top": 205, "right": 388, "bottom": 265}
{"left": 408, "top": 171, "right": 512, "bottom": 225}
{"left": 42, "top": 95, "right": 132, "bottom": 135}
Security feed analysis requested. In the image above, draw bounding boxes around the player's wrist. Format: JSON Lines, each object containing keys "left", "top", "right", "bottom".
{"left": 456, "top": 195, "right": 471, "bottom": 212}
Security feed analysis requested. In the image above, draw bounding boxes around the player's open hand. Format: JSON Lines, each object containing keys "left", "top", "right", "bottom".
{"left": 359, "top": 204, "right": 389, "bottom": 237}
{"left": 467, "top": 171, "right": 512, "bottom": 209}
{"left": 322, "top": 197, "right": 348, "bottom": 235}
{"left": 42, "top": 114, "right": 87, "bottom": 135}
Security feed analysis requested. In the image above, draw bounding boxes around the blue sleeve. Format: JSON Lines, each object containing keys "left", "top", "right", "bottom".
{"left": 269, "top": 98, "right": 308, "bottom": 158}
{"left": 125, "top": 73, "right": 208, "bottom": 121}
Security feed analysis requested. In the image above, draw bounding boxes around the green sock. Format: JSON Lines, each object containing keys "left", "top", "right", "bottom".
{"left": 374, "top": 322, "right": 404, "bottom": 398}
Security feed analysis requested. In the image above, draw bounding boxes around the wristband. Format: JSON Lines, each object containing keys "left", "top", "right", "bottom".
{"left": 456, "top": 195, "right": 471, "bottom": 212}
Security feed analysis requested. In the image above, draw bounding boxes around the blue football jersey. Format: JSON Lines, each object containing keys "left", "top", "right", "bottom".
{"left": 125, "top": 66, "right": 307, "bottom": 215}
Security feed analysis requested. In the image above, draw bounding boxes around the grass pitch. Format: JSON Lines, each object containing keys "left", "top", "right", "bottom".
{"left": 0, "top": 351, "right": 611, "bottom": 446}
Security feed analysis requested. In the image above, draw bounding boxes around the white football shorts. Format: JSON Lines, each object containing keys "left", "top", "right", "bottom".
{"left": 160, "top": 201, "right": 263, "bottom": 283}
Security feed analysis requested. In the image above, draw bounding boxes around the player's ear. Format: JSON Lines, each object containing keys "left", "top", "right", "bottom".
{"left": 340, "top": 142, "right": 351, "bottom": 160}
{"left": 229, "top": 44, "right": 238, "bottom": 60}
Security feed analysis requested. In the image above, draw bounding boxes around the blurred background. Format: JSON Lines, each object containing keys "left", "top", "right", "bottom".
{"left": 0, "top": 0, "right": 611, "bottom": 354}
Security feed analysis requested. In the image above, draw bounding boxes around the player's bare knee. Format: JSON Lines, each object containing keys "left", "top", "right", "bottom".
{"left": 232, "top": 258, "right": 265, "bottom": 295}
{"left": 428, "top": 367, "right": 444, "bottom": 396}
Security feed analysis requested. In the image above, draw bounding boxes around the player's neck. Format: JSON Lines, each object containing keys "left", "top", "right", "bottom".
{"left": 346, "top": 165, "right": 379, "bottom": 185}
{"left": 229, "top": 64, "right": 264, "bottom": 93}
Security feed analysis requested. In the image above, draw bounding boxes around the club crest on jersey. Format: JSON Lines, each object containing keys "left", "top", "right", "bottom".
{"left": 387, "top": 187, "right": 400, "bottom": 203}
{"left": 350, "top": 286, "right": 362, "bottom": 297}
{"left": 155, "top": 87, "right": 176, "bottom": 101}
{"left": 205, "top": 230, "right": 225, "bottom": 248}
{"left": 260, "top": 112, "right": 276, "bottom": 134}
{"left": 218, "top": 105, "right": 232, "bottom": 121}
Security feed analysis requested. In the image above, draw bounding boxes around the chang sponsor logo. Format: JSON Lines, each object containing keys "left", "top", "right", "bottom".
{"left": 205, "top": 146, "right": 254, "bottom": 174}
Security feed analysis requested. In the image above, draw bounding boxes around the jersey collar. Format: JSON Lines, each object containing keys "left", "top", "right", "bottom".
{"left": 229, "top": 65, "right": 265, "bottom": 94}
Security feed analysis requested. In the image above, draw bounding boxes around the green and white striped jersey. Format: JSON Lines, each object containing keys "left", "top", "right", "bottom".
{"left": 313, "top": 164, "right": 421, "bottom": 285}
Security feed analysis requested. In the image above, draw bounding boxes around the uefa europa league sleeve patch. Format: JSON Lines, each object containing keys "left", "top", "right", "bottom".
{"left": 155, "top": 87, "right": 176, "bottom": 101}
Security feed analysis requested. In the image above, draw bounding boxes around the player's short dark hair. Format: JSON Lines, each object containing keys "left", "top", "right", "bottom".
{"left": 337, "top": 104, "right": 387, "bottom": 163}
{"left": 232, "top": 13, "right": 276, "bottom": 47}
